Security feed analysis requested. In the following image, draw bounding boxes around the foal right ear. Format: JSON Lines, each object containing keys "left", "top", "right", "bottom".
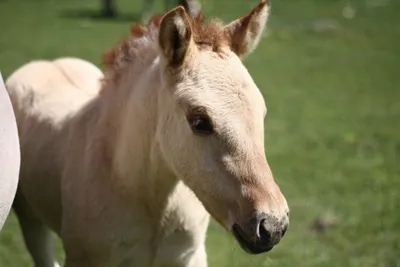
{"left": 158, "top": 6, "right": 194, "bottom": 68}
{"left": 224, "top": 0, "right": 270, "bottom": 59}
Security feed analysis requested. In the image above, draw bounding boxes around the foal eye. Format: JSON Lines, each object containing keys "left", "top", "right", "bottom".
{"left": 187, "top": 114, "right": 214, "bottom": 135}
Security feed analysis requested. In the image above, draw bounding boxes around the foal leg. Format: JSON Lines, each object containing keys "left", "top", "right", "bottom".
{"left": 13, "top": 192, "right": 58, "bottom": 267}
{"left": 188, "top": 245, "right": 207, "bottom": 267}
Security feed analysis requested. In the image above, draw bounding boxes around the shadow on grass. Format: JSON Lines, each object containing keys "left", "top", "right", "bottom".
{"left": 60, "top": 8, "right": 141, "bottom": 22}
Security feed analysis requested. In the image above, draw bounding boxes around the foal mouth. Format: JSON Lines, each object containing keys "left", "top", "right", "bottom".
{"left": 232, "top": 224, "right": 274, "bottom": 254}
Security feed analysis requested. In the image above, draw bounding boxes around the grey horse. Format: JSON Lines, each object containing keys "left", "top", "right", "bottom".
{"left": 0, "top": 72, "right": 20, "bottom": 231}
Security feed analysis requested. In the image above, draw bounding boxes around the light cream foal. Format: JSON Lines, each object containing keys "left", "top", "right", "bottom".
{"left": 6, "top": 1, "right": 289, "bottom": 267}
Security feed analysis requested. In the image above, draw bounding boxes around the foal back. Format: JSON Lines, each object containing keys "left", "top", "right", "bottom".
{"left": 6, "top": 57, "right": 103, "bottom": 267}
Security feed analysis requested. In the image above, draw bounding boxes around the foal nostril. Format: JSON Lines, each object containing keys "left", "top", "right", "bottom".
{"left": 255, "top": 214, "right": 286, "bottom": 248}
{"left": 281, "top": 225, "right": 288, "bottom": 238}
{"left": 258, "top": 219, "right": 271, "bottom": 242}
{"left": 233, "top": 213, "right": 287, "bottom": 254}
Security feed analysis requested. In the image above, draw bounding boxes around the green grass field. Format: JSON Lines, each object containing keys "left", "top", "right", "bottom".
{"left": 1, "top": 0, "right": 399, "bottom": 266}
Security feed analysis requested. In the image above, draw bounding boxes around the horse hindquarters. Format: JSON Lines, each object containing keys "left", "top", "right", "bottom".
{"left": 0, "top": 72, "right": 19, "bottom": 231}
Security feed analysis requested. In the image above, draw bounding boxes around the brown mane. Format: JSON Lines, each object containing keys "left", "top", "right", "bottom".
{"left": 101, "top": 8, "right": 228, "bottom": 91}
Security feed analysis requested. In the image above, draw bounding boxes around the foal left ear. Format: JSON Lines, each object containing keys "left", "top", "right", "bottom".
{"left": 159, "top": 6, "right": 193, "bottom": 68}
{"left": 224, "top": 0, "right": 270, "bottom": 59}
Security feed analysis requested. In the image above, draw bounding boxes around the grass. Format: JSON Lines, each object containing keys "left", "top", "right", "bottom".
{"left": 1, "top": 0, "right": 400, "bottom": 266}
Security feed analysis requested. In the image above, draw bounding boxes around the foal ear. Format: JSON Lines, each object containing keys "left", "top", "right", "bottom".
{"left": 159, "top": 6, "right": 193, "bottom": 68}
{"left": 224, "top": 0, "right": 270, "bottom": 59}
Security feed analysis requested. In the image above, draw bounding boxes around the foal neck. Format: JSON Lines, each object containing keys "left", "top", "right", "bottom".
{"left": 97, "top": 60, "right": 179, "bottom": 213}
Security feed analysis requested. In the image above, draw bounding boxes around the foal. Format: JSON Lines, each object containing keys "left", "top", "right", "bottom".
{"left": 7, "top": 1, "right": 289, "bottom": 266}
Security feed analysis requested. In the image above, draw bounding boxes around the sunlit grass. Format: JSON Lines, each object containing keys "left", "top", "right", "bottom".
{"left": 0, "top": 0, "right": 399, "bottom": 266}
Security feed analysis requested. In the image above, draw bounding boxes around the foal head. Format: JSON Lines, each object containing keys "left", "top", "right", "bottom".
{"left": 156, "top": 1, "right": 289, "bottom": 254}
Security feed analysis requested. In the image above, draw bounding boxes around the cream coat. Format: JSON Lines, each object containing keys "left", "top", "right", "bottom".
{"left": 6, "top": 2, "right": 289, "bottom": 267}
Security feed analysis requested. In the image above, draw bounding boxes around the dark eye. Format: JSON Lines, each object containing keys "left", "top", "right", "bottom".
{"left": 187, "top": 114, "right": 214, "bottom": 135}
